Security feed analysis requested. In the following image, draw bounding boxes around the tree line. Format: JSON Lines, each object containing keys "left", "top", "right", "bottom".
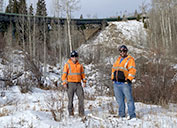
{"left": 2, "top": 0, "right": 84, "bottom": 65}
{"left": 0, "top": 0, "right": 85, "bottom": 89}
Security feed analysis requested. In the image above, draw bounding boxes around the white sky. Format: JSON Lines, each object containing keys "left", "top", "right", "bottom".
{"left": 4, "top": 0, "right": 151, "bottom": 18}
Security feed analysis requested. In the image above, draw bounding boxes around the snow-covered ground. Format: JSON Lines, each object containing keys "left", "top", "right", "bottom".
{"left": 0, "top": 86, "right": 177, "bottom": 128}
{"left": 0, "top": 20, "right": 177, "bottom": 127}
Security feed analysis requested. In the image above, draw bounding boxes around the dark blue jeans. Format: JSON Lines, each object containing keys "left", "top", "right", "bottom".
{"left": 113, "top": 82, "right": 136, "bottom": 118}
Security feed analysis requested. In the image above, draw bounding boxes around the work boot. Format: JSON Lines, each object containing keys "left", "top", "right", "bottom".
{"left": 127, "top": 116, "right": 136, "bottom": 120}
{"left": 113, "top": 115, "right": 126, "bottom": 118}
{"left": 69, "top": 108, "right": 74, "bottom": 116}
{"left": 79, "top": 113, "right": 85, "bottom": 117}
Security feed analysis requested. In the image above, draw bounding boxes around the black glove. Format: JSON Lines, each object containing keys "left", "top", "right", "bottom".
{"left": 127, "top": 79, "right": 132, "bottom": 84}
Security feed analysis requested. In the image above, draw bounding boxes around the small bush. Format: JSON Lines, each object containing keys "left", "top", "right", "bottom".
{"left": 133, "top": 61, "right": 176, "bottom": 105}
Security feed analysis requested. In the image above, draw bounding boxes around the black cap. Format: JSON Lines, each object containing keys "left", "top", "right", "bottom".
{"left": 119, "top": 45, "right": 128, "bottom": 52}
{"left": 70, "top": 50, "right": 78, "bottom": 57}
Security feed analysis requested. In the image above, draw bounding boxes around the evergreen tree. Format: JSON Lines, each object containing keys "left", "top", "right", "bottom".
{"left": 136, "top": 14, "right": 141, "bottom": 21}
{"left": 29, "top": 4, "right": 34, "bottom": 15}
{"left": 80, "top": 14, "right": 83, "bottom": 19}
{"left": 5, "top": 0, "right": 14, "bottom": 13}
{"left": 18, "top": 0, "right": 27, "bottom": 14}
{"left": 134, "top": 10, "right": 138, "bottom": 17}
{"left": 12, "top": 0, "right": 19, "bottom": 13}
{"left": 5, "top": 0, "right": 19, "bottom": 14}
{"left": 36, "top": 0, "right": 47, "bottom": 16}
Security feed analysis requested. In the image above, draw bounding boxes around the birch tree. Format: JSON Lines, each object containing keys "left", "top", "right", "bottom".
{"left": 28, "top": 4, "right": 34, "bottom": 60}
{"left": 149, "top": 0, "right": 177, "bottom": 56}
{"left": 52, "top": 0, "right": 63, "bottom": 63}
{"left": 36, "top": 0, "right": 48, "bottom": 76}
{"left": 60, "top": 0, "right": 80, "bottom": 52}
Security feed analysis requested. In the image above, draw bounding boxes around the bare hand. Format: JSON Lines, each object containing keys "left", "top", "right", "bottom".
{"left": 63, "top": 84, "right": 68, "bottom": 88}
{"left": 82, "top": 83, "right": 86, "bottom": 88}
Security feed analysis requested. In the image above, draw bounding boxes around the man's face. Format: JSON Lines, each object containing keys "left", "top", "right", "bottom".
{"left": 71, "top": 56, "right": 78, "bottom": 63}
{"left": 119, "top": 48, "right": 128, "bottom": 58}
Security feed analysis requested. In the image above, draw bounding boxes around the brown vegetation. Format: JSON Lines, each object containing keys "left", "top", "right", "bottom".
{"left": 133, "top": 61, "right": 177, "bottom": 105}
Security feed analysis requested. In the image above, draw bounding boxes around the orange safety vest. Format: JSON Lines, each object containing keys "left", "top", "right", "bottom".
{"left": 112, "top": 55, "right": 136, "bottom": 81}
{"left": 62, "top": 59, "right": 86, "bottom": 85}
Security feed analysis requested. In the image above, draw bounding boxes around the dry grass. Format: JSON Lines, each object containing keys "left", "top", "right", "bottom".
{"left": 107, "top": 102, "right": 117, "bottom": 115}
{"left": 45, "top": 91, "right": 65, "bottom": 122}
{"left": 85, "top": 92, "right": 96, "bottom": 101}
{"left": 0, "top": 108, "right": 9, "bottom": 117}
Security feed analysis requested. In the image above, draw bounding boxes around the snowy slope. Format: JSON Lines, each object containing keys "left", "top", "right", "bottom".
{"left": 0, "top": 86, "right": 177, "bottom": 127}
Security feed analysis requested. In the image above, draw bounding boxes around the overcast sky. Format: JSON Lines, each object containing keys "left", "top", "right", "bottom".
{"left": 4, "top": 0, "right": 151, "bottom": 18}
{"left": 72, "top": 0, "right": 151, "bottom": 18}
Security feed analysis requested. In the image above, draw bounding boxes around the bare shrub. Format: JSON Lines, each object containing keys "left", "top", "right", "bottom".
{"left": 85, "top": 92, "right": 96, "bottom": 101}
{"left": 2, "top": 97, "right": 19, "bottom": 107}
{"left": 0, "top": 108, "right": 9, "bottom": 117}
{"left": 45, "top": 91, "right": 65, "bottom": 121}
{"left": 0, "top": 33, "right": 5, "bottom": 51}
{"left": 170, "top": 81, "right": 177, "bottom": 103}
{"left": 0, "top": 47, "right": 41, "bottom": 92}
{"left": 133, "top": 61, "right": 176, "bottom": 105}
{"left": 107, "top": 102, "right": 117, "bottom": 115}
{"left": 148, "top": 0, "right": 177, "bottom": 57}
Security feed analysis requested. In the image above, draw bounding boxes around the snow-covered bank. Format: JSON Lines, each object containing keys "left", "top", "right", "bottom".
{"left": 0, "top": 86, "right": 177, "bottom": 127}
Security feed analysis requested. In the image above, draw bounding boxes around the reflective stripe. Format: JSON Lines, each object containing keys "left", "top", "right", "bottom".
{"left": 128, "top": 74, "right": 135, "bottom": 77}
{"left": 63, "top": 72, "right": 67, "bottom": 74}
{"left": 63, "top": 80, "right": 67, "bottom": 82}
{"left": 67, "top": 63, "right": 82, "bottom": 76}
{"left": 112, "top": 67, "right": 119, "bottom": 70}
{"left": 68, "top": 73, "right": 81, "bottom": 75}
{"left": 113, "top": 66, "right": 128, "bottom": 71}
{"left": 119, "top": 67, "right": 128, "bottom": 71}
{"left": 83, "top": 78, "right": 86, "bottom": 81}
{"left": 81, "top": 72, "right": 84, "bottom": 74}
{"left": 67, "top": 63, "right": 71, "bottom": 73}
{"left": 124, "top": 57, "right": 131, "bottom": 68}
{"left": 128, "top": 66, "right": 136, "bottom": 70}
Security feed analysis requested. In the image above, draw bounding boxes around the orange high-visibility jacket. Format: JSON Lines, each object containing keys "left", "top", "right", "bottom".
{"left": 112, "top": 55, "right": 136, "bottom": 81}
{"left": 62, "top": 59, "right": 86, "bottom": 85}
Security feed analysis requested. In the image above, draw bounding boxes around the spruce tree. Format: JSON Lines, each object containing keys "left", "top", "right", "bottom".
{"left": 5, "top": 0, "right": 20, "bottom": 14}
{"left": 12, "top": 0, "right": 19, "bottom": 13}
{"left": 5, "top": 0, "right": 14, "bottom": 13}
{"left": 18, "top": 0, "right": 27, "bottom": 14}
{"left": 36, "top": 0, "right": 47, "bottom": 16}
{"left": 29, "top": 4, "right": 34, "bottom": 15}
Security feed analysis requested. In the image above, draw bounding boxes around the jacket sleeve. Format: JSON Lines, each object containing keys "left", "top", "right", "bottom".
{"left": 61, "top": 63, "right": 68, "bottom": 85}
{"left": 81, "top": 64, "right": 86, "bottom": 83}
{"left": 111, "top": 64, "right": 115, "bottom": 80}
{"left": 127, "top": 58, "right": 136, "bottom": 81}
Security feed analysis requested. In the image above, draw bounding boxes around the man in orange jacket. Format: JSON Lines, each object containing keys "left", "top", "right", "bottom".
{"left": 62, "top": 50, "right": 86, "bottom": 117}
{"left": 112, "top": 45, "right": 136, "bottom": 120}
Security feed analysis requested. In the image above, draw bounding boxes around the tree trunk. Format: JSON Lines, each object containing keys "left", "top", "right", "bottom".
{"left": 66, "top": 1, "right": 72, "bottom": 52}
{"left": 43, "top": 18, "right": 47, "bottom": 76}
{"left": 22, "top": 16, "right": 25, "bottom": 50}
{"left": 28, "top": 15, "right": 32, "bottom": 60}
{"left": 33, "top": 17, "right": 36, "bottom": 58}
